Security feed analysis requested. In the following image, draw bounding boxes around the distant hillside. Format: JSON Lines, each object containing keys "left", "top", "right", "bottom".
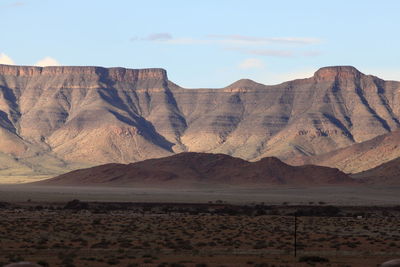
{"left": 352, "top": 157, "right": 400, "bottom": 185}
{"left": 288, "top": 129, "right": 400, "bottom": 173}
{"left": 38, "top": 152, "right": 356, "bottom": 187}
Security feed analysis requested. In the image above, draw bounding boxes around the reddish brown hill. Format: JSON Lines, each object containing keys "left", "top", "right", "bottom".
{"left": 38, "top": 152, "right": 355, "bottom": 187}
{"left": 352, "top": 157, "right": 400, "bottom": 185}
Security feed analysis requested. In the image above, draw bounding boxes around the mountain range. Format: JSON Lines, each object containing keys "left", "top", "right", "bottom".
{"left": 0, "top": 64, "right": 399, "bottom": 180}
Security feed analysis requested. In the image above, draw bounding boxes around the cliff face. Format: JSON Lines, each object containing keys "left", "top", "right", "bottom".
{"left": 171, "top": 66, "right": 400, "bottom": 162}
{"left": 0, "top": 64, "right": 399, "bottom": 178}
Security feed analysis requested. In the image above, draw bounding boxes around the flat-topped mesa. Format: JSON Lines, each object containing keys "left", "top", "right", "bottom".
{"left": 107, "top": 67, "right": 167, "bottom": 82}
{"left": 313, "top": 66, "right": 363, "bottom": 82}
{"left": 0, "top": 64, "right": 167, "bottom": 82}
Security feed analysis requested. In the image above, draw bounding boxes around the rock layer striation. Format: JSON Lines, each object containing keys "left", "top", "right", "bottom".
{"left": 0, "top": 64, "right": 399, "bottom": 177}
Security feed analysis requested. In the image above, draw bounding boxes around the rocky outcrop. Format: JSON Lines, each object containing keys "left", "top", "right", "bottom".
{"left": 313, "top": 66, "right": 363, "bottom": 81}
{"left": 0, "top": 64, "right": 399, "bottom": 179}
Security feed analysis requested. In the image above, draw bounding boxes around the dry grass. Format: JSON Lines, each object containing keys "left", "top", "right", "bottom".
{"left": 0, "top": 202, "right": 399, "bottom": 266}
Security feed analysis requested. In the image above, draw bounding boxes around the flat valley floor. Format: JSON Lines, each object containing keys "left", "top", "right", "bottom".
{"left": 0, "top": 186, "right": 400, "bottom": 266}
{"left": 1, "top": 201, "right": 400, "bottom": 267}
{"left": 1, "top": 185, "right": 400, "bottom": 266}
{"left": 0, "top": 184, "right": 400, "bottom": 205}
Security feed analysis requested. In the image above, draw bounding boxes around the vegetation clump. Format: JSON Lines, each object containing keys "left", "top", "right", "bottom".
{"left": 298, "top": 255, "right": 329, "bottom": 263}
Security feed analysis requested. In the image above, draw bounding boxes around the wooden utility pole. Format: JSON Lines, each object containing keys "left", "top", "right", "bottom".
{"left": 294, "top": 212, "right": 297, "bottom": 257}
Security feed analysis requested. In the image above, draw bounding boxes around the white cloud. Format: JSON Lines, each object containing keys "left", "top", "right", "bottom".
{"left": 238, "top": 58, "right": 265, "bottom": 69}
{"left": 34, "top": 57, "right": 61, "bottom": 67}
{"left": 0, "top": 53, "right": 15, "bottom": 65}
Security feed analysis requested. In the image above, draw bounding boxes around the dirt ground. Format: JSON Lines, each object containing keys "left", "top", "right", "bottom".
{"left": 0, "top": 201, "right": 399, "bottom": 267}
{"left": 0, "top": 184, "right": 400, "bottom": 205}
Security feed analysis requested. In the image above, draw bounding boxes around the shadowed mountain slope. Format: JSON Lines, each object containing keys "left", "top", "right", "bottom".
{"left": 0, "top": 64, "right": 399, "bottom": 179}
{"left": 288, "top": 129, "right": 400, "bottom": 173}
{"left": 352, "top": 157, "right": 400, "bottom": 185}
{"left": 38, "top": 152, "right": 355, "bottom": 186}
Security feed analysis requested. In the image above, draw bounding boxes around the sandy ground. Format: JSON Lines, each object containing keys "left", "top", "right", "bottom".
{"left": 0, "top": 184, "right": 399, "bottom": 205}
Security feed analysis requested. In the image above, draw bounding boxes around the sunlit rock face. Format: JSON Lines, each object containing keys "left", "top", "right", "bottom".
{"left": 0, "top": 64, "right": 399, "bottom": 177}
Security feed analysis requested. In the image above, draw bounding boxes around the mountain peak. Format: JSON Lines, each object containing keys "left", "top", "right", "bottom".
{"left": 313, "top": 66, "right": 363, "bottom": 81}
{"left": 226, "top": 79, "right": 266, "bottom": 90}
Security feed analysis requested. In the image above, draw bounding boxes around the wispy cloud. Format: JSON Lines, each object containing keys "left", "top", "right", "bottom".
{"left": 238, "top": 58, "right": 265, "bottom": 69}
{"left": 208, "top": 34, "right": 321, "bottom": 45}
{"left": 143, "top": 33, "right": 173, "bottom": 41}
{"left": 247, "top": 49, "right": 295, "bottom": 57}
{"left": 131, "top": 34, "right": 211, "bottom": 45}
{"left": 133, "top": 33, "right": 321, "bottom": 46}
{"left": 35, "top": 57, "right": 61, "bottom": 67}
{"left": 1, "top": 1, "right": 25, "bottom": 8}
{"left": 226, "top": 47, "right": 321, "bottom": 58}
{"left": 0, "top": 53, "right": 15, "bottom": 65}
{"left": 164, "top": 38, "right": 211, "bottom": 45}
{"left": 132, "top": 33, "right": 321, "bottom": 58}
{"left": 131, "top": 33, "right": 173, "bottom": 42}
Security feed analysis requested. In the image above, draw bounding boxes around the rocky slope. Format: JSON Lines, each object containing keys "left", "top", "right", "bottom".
{"left": 351, "top": 157, "right": 400, "bottom": 185}
{"left": 0, "top": 64, "right": 399, "bottom": 179}
{"left": 288, "top": 129, "right": 400, "bottom": 173}
{"left": 38, "top": 152, "right": 355, "bottom": 186}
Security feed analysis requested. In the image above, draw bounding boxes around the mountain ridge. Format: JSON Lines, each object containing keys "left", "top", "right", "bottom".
{"left": 37, "top": 152, "right": 355, "bottom": 187}
{"left": 0, "top": 64, "right": 399, "bottom": 180}
{"left": 352, "top": 157, "right": 400, "bottom": 184}
{"left": 287, "top": 129, "right": 400, "bottom": 173}
{"left": 0, "top": 64, "right": 167, "bottom": 79}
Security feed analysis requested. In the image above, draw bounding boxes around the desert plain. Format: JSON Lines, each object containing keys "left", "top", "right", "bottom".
{"left": 1, "top": 185, "right": 400, "bottom": 267}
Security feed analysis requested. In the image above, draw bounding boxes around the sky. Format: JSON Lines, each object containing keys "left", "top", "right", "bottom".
{"left": 1, "top": 0, "right": 399, "bottom": 88}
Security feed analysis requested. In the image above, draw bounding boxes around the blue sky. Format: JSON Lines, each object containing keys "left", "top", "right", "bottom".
{"left": 1, "top": 0, "right": 399, "bottom": 87}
